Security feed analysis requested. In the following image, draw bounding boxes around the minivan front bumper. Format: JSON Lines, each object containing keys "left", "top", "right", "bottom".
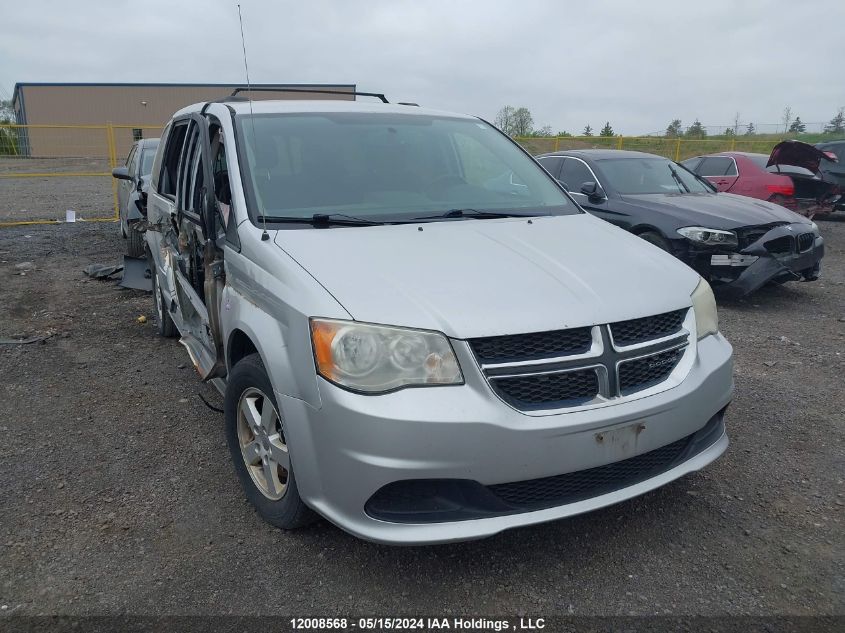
{"left": 278, "top": 334, "right": 733, "bottom": 545}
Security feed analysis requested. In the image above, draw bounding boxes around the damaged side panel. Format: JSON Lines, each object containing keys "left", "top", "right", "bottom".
{"left": 145, "top": 113, "right": 227, "bottom": 381}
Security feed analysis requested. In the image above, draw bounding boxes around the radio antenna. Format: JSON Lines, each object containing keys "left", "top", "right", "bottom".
{"left": 237, "top": 3, "right": 269, "bottom": 241}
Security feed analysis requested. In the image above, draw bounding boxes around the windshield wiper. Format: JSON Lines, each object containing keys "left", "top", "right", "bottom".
{"left": 667, "top": 164, "right": 690, "bottom": 193}
{"left": 690, "top": 171, "right": 717, "bottom": 192}
{"left": 407, "top": 208, "right": 545, "bottom": 221}
{"left": 262, "top": 213, "right": 386, "bottom": 227}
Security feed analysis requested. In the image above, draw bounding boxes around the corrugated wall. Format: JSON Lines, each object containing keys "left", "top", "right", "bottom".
{"left": 16, "top": 84, "right": 356, "bottom": 157}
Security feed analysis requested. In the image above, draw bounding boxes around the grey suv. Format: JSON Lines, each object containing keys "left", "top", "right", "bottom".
{"left": 144, "top": 92, "right": 733, "bottom": 544}
{"left": 112, "top": 138, "right": 159, "bottom": 256}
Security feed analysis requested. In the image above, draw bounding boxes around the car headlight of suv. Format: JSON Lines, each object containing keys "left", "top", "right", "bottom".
{"left": 677, "top": 226, "right": 738, "bottom": 247}
{"left": 310, "top": 318, "right": 463, "bottom": 393}
{"left": 691, "top": 278, "right": 718, "bottom": 339}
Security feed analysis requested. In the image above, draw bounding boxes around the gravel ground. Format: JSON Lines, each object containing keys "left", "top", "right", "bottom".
{"left": 0, "top": 218, "right": 842, "bottom": 617}
{"left": 0, "top": 159, "right": 115, "bottom": 222}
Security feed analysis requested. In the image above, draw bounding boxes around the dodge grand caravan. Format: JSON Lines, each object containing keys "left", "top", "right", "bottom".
{"left": 144, "top": 91, "right": 733, "bottom": 544}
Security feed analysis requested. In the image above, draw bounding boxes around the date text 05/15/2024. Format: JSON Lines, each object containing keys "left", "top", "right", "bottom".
{"left": 289, "top": 617, "right": 546, "bottom": 630}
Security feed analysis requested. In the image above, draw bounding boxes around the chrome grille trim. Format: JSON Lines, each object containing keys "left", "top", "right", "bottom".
{"left": 479, "top": 326, "right": 604, "bottom": 370}
{"left": 468, "top": 310, "right": 693, "bottom": 413}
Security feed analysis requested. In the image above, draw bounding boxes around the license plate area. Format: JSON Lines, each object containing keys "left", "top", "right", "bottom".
{"left": 594, "top": 421, "right": 648, "bottom": 461}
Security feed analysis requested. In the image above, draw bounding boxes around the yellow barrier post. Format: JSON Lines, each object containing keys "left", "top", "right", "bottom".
{"left": 106, "top": 124, "right": 119, "bottom": 219}
{"left": 616, "top": 137, "right": 623, "bottom": 150}
{"left": 674, "top": 138, "right": 682, "bottom": 162}
{"left": 730, "top": 138, "right": 736, "bottom": 151}
{"left": 554, "top": 137, "right": 560, "bottom": 152}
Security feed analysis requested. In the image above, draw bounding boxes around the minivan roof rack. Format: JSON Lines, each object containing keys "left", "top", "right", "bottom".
{"left": 229, "top": 87, "right": 389, "bottom": 103}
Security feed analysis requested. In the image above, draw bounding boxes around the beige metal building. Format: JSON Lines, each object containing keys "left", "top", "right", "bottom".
{"left": 11, "top": 82, "right": 356, "bottom": 157}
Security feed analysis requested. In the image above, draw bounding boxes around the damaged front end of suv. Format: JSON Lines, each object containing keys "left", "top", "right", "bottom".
{"left": 682, "top": 221, "right": 824, "bottom": 296}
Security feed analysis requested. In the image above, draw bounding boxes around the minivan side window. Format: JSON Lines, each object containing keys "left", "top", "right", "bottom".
{"left": 158, "top": 121, "right": 189, "bottom": 199}
{"left": 176, "top": 122, "right": 205, "bottom": 222}
{"left": 150, "top": 124, "right": 170, "bottom": 190}
{"left": 698, "top": 157, "right": 737, "bottom": 177}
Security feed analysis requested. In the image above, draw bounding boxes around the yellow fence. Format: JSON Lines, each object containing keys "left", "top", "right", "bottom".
{"left": 0, "top": 124, "right": 784, "bottom": 227}
{"left": 0, "top": 124, "right": 163, "bottom": 226}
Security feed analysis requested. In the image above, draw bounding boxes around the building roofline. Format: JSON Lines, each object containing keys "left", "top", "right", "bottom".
{"left": 12, "top": 82, "right": 356, "bottom": 108}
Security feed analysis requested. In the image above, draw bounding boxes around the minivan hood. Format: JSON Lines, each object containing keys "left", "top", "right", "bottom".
{"left": 621, "top": 192, "right": 805, "bottom": 228}
{"left": 768, "top": 140, "right": 832, "bottom": 173}
{"left": 274, "top": 214, "right": 699, "bottom": 338}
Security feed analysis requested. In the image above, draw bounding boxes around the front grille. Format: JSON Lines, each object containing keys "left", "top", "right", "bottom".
{"left": 736, "top": 223, "right": 788, "bottom": 250}
{"left": 491, "top": 369, "right": 599, "bottom": 409}
{"left": 797, "top": 232, "right": 814, "bottom": 252}
{"left": 473, "top": 310, "right": 690, "bottom": 412}
{"left": 489, "top": 433, "right": 693, "bottom": 510}
{"left": 609, "top": 309, "right": 686, "bottom": 346}
{"left": 765, "top": 235, "right": 794, "bottom": 254}
{"left": 618, "top": 346, "right": 685, "bottom": 395}
{"left": 738, "top": 230, "right": 767, "bottom": 250}
{"left": 468, "top": 327, "right": 592, "bottom": 364}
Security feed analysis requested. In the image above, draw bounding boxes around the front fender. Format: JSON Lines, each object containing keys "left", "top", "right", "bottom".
{"left": 219, "top": 240, "right": 352, "bottom": 410}
{"left": 220, "top": 287, "right": 322, "bottom": 408}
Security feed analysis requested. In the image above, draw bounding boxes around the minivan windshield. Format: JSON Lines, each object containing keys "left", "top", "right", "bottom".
{"left": 235, "top": 112, "right": 574, "bottom": 223}
{"left": 598, "top": 157, "right": 712, "bottom": 195}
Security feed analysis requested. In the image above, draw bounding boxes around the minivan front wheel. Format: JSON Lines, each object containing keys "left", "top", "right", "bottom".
{"left": 225, "top": 354, "right": 315, "bottom": 529}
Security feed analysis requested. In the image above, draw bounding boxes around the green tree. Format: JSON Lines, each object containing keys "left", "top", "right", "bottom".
{"left": 531, "top": 125, "right": 554, "bottom": 137}
{"left": 582, "top": 124, "right": 593, "bottom": 137}
{"left": 0, "top": 99, "right": 17, "bottom": 156}
{"left": 511, "top": 107, "right": 534, "bottom": 137}
{"left": 745, "top": 122, "right": 756, "bottom": 136}
{"left": 599, "top": 121, "right": 614, "bottom": 137}
{"left": 782, "top": 106, "right": 793, "bottom": 134}
{"left": 789, "top": 116, "right": 806, "bottom": 133}
{"left": 686, "top": 118, "right": 707, "bottom": 138}
{"left": 724, "top": 127, "right": 736, "bottom": 137}
{"left": 494, "top": 106, "right": 535, "bottom": 137}
{"left": 665, "top": 119, "right": 683, "bottom": 138}
{"left": 494, "top": 106, "right": 516, "bottom": 135}
{"left": 824, "top": 107, "right": 845, "bottom": 135}
{"left": 556, "top": 130, "right": 572, "bottom": 138}
{"left": 0, "top": 99, "right": 14, "bottom": 123}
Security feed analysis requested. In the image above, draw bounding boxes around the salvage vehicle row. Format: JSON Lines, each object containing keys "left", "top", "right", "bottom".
{"left": 537, "top": 149, "right": 824, "bottom": 296}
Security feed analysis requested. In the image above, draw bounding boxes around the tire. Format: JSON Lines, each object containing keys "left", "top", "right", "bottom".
{"left": 127, "top": 225, "right": 145, "bottom": 258}
{"left": 638, "top": 230, "right": 672, "bottom": 253}
{"left": 150, "top": 265, "right": 178, "bottom": 338}
{"left": 225, "top": 353, "right": 316, "bottom": 530}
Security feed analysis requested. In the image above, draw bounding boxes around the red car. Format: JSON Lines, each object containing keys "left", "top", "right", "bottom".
{"left": 683, "top": 142, "right": 840, "bottom": 217}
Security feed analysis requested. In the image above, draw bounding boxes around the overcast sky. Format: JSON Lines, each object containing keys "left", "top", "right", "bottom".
{"left": 2, "top": 0, "right": 843, "bottom": 134}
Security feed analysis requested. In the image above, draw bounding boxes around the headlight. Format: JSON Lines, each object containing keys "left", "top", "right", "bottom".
{"left": 677, "top": 226, "right": 738, "bottom": 247}
{"left": 310, "top": 318, "right": 463, "bottom": 393}
{"left": 691, "top": 278, "right": 718, "bottom": 339}
{"left": 810, "top": 221, "right": 819, "bottom": 233}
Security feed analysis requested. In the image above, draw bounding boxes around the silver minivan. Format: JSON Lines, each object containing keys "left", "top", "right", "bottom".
{"left": 145, "top": 93, "right": 733, "bottom": 544}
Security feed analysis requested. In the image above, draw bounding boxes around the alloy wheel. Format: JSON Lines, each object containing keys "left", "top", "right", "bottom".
{"left": 236, "top": 387, "right": 290, "bottom": 500}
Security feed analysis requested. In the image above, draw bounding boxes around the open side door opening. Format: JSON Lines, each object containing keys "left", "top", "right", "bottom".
{"left": 174, "top": 113, "right": 227, "bottom": 381}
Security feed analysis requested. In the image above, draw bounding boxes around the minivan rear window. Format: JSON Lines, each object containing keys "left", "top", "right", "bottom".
{"left": 235, "top": 112, "right": 574, "bottom": 223}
